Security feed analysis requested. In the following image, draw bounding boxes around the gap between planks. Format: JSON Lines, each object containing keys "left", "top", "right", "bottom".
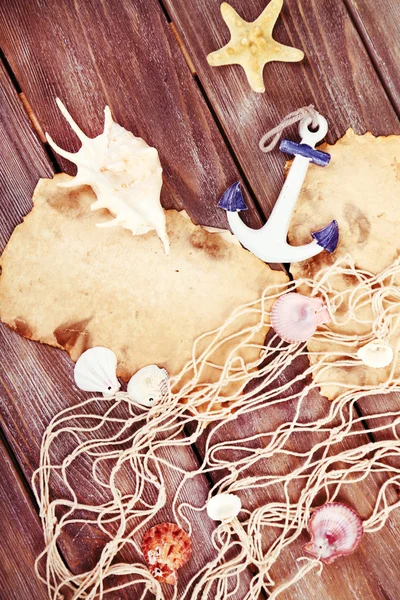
{"left": 167, "top": 11, "right": 273, "bottom": 229}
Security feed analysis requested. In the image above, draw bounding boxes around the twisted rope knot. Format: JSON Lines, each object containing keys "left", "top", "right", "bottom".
{"left": 259, "top": 105, "right": 319, "bottom": 154}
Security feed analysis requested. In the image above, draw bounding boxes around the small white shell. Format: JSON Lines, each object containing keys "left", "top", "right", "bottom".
{"left": 127, "top": 365, "right": 169, "bottom": 408}
{"left": 74, "top": 347, "right": 120, "bottom": 397}
{"left": 357, "top": 339, "right": 393, "bottom": 369}
{"left": 206, "top": 493, "right": 241, "bottom": 522}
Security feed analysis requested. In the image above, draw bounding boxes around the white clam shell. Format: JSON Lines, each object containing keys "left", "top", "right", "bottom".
{"left": 74, "top": 347, "right": 120, "bottom": 397}
{"left": 357, "top": 339, "right": 393, "bottom": 369}
{"left": 46, "top": 99, "right": 169, "bottom": 253}
{"left": 206, "top": 493, "right": 242, "bottom": 522}
{"left": 127, "top": 365, "right": 169, "bottom": 408}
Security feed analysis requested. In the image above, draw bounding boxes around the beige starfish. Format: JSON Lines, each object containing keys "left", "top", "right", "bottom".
{"left": 207, "top": 0, "right": 304, "bottom": 93}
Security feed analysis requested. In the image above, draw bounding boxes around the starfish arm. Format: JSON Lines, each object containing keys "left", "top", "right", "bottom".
{"left": 242, "top": 62, "right": 266, "bottom": 94}
{"left": 270, "top": 41, "right": 304, "bottom": 63}
{"left": 207, "top": 45, "right": 241, "bottom": 67}
{"left": 255, "top": 0, "right": 284, "bottom": 37}
{"left": 220, "top": 2, "right": 247, "bottom": 34}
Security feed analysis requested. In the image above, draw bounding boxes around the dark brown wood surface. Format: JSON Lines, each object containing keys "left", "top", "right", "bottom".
{"left": 163, "top": 0, "right": 400, "bottom": 459}
{"left": 0, "top": 0, "right": 400, "bottom": 599}
{"left": 0, "top": 0, "right": 263, "bottom": 230}
{"left": 345, "top": 0, "right": 400, "bottom": 115}
{"left": 163, "top": 0, "right": 400, "bottom": 216}
{"left": 0, "top": 435, "right": 49, "bottom": 600}
{"left": 0, "top": 30, "right": 254, "bottom": 599}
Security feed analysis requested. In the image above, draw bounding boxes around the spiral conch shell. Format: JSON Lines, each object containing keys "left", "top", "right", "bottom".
{"left": 142, "top": 523, "right": 191, "bottom": 585}
{"left": 46, "top": 99, "right": 169, "bottom": 253}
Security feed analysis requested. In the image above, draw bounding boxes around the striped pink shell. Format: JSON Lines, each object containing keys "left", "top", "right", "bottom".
{"left": 270, "top": 292, "right": 330, "bottom": 343}
{"left": 303, "top": 502, "right": 364, "bottom": 564}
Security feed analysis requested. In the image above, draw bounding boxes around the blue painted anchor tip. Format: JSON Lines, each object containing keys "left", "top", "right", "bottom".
{"left": 218, "top": 181, "right": 248, "bottom": 212}
{"left": 312, "top": 219, "right": 339, "bottom": 253}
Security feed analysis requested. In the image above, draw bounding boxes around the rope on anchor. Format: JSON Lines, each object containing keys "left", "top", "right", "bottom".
{"left": 259, "top": 105, "right": 320, "bottom": 153}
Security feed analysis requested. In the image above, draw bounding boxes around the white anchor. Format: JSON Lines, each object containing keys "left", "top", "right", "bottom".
{"left": 218, "top": 113, "right": 338, "bottom": 263}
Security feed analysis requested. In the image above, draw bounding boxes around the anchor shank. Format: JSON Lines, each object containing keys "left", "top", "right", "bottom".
{"left": 265, "top": 154, "right": 310, "bottom": 236}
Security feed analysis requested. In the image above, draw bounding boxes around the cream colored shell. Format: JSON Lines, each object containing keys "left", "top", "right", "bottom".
{"left": 127, "top": 365, "right": 169, "bottom": 408}
{"left": 74, "top": 347, "right": 120, "bottom": 397}
{"left": 206, "top": 493, "right": 242, "bottom": 521}
{"left": 46, "top": 99, "right": 168, "bottom": 253}
{"left": 357, "top": 340, "right": 393, "bottom": 369}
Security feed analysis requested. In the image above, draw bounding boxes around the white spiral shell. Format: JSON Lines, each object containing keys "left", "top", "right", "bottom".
{"left": 206, "top": 493, "right": 242, "bottom": 522}
{"left": 127, "top": 365, "right": 169, "bottom": 408}
{"left": 74, "top": 347, "right": 120, "bottom": 397}
{"left": 46, "top": 98, "right": 169, "bottom": 253}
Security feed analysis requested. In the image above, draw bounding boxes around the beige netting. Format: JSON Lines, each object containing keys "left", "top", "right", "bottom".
{"left": 33, "top": 255, "right": 400, "bottom": 599}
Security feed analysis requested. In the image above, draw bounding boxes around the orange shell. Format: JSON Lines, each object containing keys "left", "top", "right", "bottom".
{"left": 142, "top": 522, "right": 192, "bottom": 585}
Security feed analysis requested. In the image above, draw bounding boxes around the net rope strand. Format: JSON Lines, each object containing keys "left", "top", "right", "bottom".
{"left": 32, "top": 254, "right": 400, "bottom": 599}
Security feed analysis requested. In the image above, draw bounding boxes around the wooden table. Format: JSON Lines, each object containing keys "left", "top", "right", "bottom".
{"left": 1, "top": 1, "right": 400, "bottom": 598}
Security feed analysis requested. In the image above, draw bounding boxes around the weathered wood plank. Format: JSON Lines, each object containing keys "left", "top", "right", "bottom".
{"left": 0, "top": 328, "right": 228, "bottom": 598}
{"left": 0, "top": 3, "right": 257, "bottom": 594}
{"left": 163, "top": 0, "right": 400, "bottom": 218}
{"left": 0, "top": 61, "right": 53, "bottom": 244}
{"left": 344, "top": 0, "right": 400, "bottom": 115}
{"left": 0, "top": 0, "right": 263, "bottom": 230}
{"left": 1, "top": 2, "right": 398, "bottom": 597}
{"left": 194, "top": 362, "right": 400, "bottom": 599}
{"left": 0, "top": 436, "right": 49, "bottom": 600}
{"left": 164, "top": 0, "right": 400, "bottom": 460}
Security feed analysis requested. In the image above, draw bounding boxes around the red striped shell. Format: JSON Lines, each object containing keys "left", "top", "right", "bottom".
{"left": 303, "top": 502, "right": 363, "bottom": 564}
{"left": 142, "top": 522, "right": 191, "bottom": 584}
{"left": 270, "top": 292, "right": 330, "bottom": 343}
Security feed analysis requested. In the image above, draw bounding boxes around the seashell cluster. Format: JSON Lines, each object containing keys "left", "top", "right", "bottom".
{"left": 271, "top": 292, "right": 331, "bottom": 343}
{"left": 142, "top": 522, "right": 191, "bottom": 584}
{"left": 74, "top": 347, "right": 120, "bottom": 397}
{"left": 46, "top": 98, "right": 169, "bottom": 253}
{"left": 303, "top": 502, "right": 363, "bottom": 564}
{"left": 357, "top": 339, "right": 393, "bottom": 369}
{"left": 206, "top": 493, "right": 241, "bottom": 522}
{"left": 127, "top": 365, "right": 169, "bottom": 408}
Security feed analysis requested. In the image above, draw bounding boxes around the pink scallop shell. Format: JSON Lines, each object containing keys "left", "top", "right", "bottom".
{"left": 303, "top": 502, "right": 363, "bottom": 564}
{"left": 270, "top": 293, "right": 330, "bottom": 343}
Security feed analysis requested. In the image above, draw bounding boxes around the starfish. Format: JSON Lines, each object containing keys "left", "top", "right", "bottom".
{"left": 207, "top": 0, "right": 304, "bottom": 93}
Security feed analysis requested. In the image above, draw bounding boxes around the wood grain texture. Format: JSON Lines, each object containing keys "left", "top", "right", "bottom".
{"left": 0, "top": 61, "right": 53, "bottom": 245}
{"left": 0, "top": 0, "right": 263, "bottom": 230}
{"left": 163, "top": 0, "right": 400, "bottom": 217}
{"left": 0, "top": 323, "right": 235, "bottom": 598}
{"left": 194, "top": 357, "right": 400, "bottom": 599}
{"left": 344, "top": 0, "right": 400, "bottom": 115}
{"left": 0, "top": 10, "right": 254, "bottom": 597}
{"left": 0, "top": 436, "right": 49, "bottom": 600}
{"left": 1, "top": 0, "right": 400, "bottom": 598}
{"left": 164, "top": 0, "right": 400, "bottom": 451}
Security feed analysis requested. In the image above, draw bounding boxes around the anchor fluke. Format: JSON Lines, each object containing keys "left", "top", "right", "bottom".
{"left": 311, "top": 219, "right": 339, "bottom": 253}
{"left": 218, "top": 182, "right": 248, "bottom": 212}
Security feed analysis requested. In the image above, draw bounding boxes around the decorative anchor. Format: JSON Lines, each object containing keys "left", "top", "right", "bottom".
{"left": 218, "top": 113, "right": 339, "bottom": 263}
